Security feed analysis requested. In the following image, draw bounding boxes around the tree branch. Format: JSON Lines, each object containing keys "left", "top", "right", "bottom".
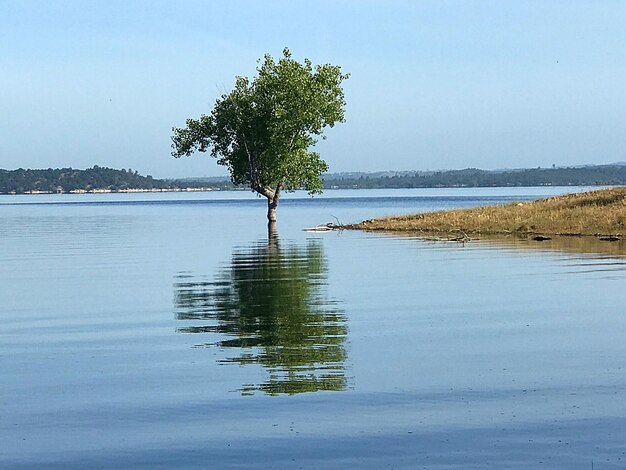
{"left": 252, "top": 181, "right": 274, "bottom": 200}
{"left": 274, "top": 181, "right": 284, "bottom": 202}
{"left": 240, "top": 129, "right": 268, "bottom": 199}
{"left": 288, "top": 130, "right": 299, "bottom": 153}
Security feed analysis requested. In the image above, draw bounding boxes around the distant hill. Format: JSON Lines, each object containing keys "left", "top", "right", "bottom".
{"left": 1, "top": 164, "right": 625, "bottom": 194}
{"left": 0, "top": 166, "right": 229, "bottom": 194}
{"left": 322, "top": 165, "right": 626, "bottom": 189}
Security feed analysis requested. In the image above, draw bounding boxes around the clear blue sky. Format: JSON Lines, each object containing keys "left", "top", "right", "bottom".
{"left": 2, "top": 0, "right": 625, "bottom": 178}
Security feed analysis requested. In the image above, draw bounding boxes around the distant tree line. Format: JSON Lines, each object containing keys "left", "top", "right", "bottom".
{"left": 1, "top": 164, "right": 625, "bottom": 194}
{"left": 0, "top": 166, "right": 238, "bottom": 194}
{"left": 322, "top": 165, "right": 626, "bottom": 189}
{"left": 0, "top": 166, "right": 172, "bottom": 194}
{"left": 165, "top": 177, "right": 236, "bottom": 191}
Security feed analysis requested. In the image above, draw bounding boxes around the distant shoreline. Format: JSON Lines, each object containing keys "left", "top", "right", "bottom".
{"left": 3, "top": 164, "right": 626, "bottom": 195}
{"left": 1, "top": 187, "right": 222, "bottom": 195}
{"left": 0, "top": 184, "right": 612, "bottom": 196}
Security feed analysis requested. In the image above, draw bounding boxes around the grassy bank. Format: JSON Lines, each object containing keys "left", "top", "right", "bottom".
{"left": 353, "top": 187, "right": 626, "bottom": 238}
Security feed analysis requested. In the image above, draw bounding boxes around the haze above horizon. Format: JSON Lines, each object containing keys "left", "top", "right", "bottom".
{"left": 2, "top": 1, "right": 625, "bottom": 179}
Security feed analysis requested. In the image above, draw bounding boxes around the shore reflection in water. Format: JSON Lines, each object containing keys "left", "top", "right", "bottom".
{"left": 477, "top": 234, "right": 626, "bottom": 257}
{"left": 174, "top": 233, "right": 348, "bottom": 396}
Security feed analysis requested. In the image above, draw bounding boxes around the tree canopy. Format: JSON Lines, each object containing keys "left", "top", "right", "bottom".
{"left": 171, "top": 48, "right": 349, "bottom": 222}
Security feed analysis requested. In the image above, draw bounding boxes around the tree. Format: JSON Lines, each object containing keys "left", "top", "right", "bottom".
{"left": 171, "top": 48, "right": 349, "bottom": 224}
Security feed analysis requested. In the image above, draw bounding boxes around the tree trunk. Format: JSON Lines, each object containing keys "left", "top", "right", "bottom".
{"left": 267, "top": 196, "right": 278, "bottom": 223}
{"left": 267, "top": 220, "right": 279, "bottom": 245}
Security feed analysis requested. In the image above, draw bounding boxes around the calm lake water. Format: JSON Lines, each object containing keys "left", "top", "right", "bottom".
{"left": 1, "top": 188, "right": 625, "bottom": 469}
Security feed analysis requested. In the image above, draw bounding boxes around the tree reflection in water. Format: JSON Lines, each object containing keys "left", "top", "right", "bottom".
{"left": 174, "top": 235, "right": 348, "bottom": 396}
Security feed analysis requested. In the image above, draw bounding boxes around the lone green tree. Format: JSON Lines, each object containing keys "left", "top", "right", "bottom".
{"left": 171, "top": 48, "right": 349, "bottom": 224}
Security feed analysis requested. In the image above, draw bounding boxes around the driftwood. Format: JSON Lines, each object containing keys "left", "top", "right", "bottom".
{"left": 303, "top": 223, "right": 346, "bottom": 232}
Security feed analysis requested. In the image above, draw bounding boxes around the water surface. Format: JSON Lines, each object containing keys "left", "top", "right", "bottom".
{"left": 1, "top": 188, "right": 625, "bottom": 469}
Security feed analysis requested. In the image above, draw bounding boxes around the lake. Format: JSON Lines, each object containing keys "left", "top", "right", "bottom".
{"left": 1, "top": 188, "right": 625, "bottom": 469}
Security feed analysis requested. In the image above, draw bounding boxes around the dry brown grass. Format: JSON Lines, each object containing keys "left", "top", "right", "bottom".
{"left": 353, "top": 187, "right": 626, "bottom": 237}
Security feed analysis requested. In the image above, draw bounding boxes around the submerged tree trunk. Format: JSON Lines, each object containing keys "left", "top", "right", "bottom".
{"left": 267, "top": 220, "right": 279, "bottom": 245}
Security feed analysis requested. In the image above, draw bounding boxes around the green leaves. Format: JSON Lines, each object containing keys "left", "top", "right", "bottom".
{"left": 171, "top": 48, "right": 348, "bottom": 207}
{"left": 170, "top": 115, "right": 213, "bottom": 158}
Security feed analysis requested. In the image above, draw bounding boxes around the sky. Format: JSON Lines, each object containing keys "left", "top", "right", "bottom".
{"left": 1, "top": 0, "right": 626, "bottom": 178}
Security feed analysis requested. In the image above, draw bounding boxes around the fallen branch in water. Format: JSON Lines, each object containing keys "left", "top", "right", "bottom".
{"left": 303, "top": 223, "right": 343, "bottom": 232}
